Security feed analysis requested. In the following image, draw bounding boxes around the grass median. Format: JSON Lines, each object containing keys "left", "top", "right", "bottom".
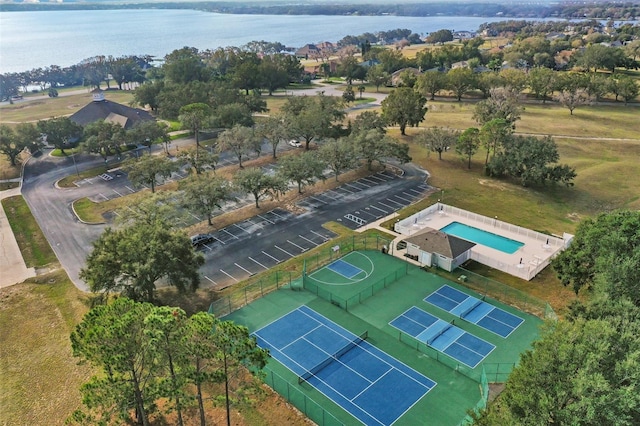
{"left": 1, "top": 195, "right": 57, "bottom": 268}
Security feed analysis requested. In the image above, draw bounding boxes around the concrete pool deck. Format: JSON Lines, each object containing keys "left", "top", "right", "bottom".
{"left": 394, "top": 203, "right": 571, "bottom": 281}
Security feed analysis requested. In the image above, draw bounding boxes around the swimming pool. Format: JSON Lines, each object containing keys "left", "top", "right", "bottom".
{"left": 440, "top": 222, "right": 524, "bottom": 254}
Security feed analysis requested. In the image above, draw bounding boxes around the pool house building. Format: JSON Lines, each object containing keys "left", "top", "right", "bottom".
{"left": 394, "top": 203, "right": 573, "bottom": 281}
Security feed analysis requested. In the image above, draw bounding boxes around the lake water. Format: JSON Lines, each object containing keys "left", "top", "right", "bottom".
{"left": 0, "top": 9, "right": 562, "bottom": 73}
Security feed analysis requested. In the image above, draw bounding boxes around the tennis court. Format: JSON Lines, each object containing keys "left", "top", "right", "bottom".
{"left": 326, "top": 258, "right": 366, "bottom": 279}
{"left": 390, "top": 307, "right": 495, "bottom": 369}
{"left": 425, "top": 285, "right": 524, "bottom": 338}
{"left": 307, "top": 251, "right": 375, "bottom": 285}
{"left": 254, "top": 305, "right": 436, "bottom": 426}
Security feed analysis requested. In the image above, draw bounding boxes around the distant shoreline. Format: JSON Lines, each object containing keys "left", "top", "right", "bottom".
{"left": 1, "top": 1, "right": 635, "bottom": 21}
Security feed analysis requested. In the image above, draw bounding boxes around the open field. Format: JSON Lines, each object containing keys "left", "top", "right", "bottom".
{"left": 0, "top": 91, "right": 136, "bottom": 124}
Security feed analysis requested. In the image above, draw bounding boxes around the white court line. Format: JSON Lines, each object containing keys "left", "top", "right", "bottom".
{"left": 125, "top": 185, "right": 136, "bottom": 193}
{"left": 298, "top": 234, "right": 317, "bottom": 246}
{"left": 249, "top": 257, "right": 268, "bottom": 269}
{"left": 369, "top": 205, "right": 388, "bottom": 214}
{"left": 274, "top": 245, "right": 295, "bottom": 257}
{"left": 310, "top": 230, "right": 329, "bottom": 241}
{"left": 257, "top": 214, "right": 274, "bottom": 224}
{"left": 287, "top": 240, "right": 307, "bottom": 252}
{"left": 262, "top": 250, "right": 281, "bottom": 263}
{"left": 203, "top": 275, "right": 218, "bottom": 285}
{"left": 221, "top": 228, "right": 239, "bottom": 239}
{"left": 234, "top": 263, "right": 253, "bottom": 275}
{"left": 219, "top": 269, "right": 239, "bottom": 282}
{"left": 379, "top": 201, "right": 395, "bottom": 210}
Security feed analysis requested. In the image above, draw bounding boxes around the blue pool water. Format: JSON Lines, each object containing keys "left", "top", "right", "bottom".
{"left": 440, "top": 222, "right": 524, "bottom": 254}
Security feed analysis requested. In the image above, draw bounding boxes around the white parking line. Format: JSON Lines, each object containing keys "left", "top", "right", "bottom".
{"left": 354, "top": 180, "right": 371, "bottom": 188}
{"left": 407, "top": 188, "right": 424, "bottom": 195}
{"left": 257, "top": 214, "right": 274, "bottom": 224}
{"left": 99, "top": 193, "right": 109, "bottom": 201}
{"left": 379, "top": 201, "right": 395, "bottom": 210}
{"left": 189, "top": 212, "right": 201, "bottom": 221}
{"left": 212, "top": 236, "right": 225, "bottom": 245}
{"left": 249, "top": 257, "right": 268, "bottom": 269}
{"left": 367, "top": 175, "right": 385, "bottom": 182}
{"left": 203, "top": 275, "right": 218, "bottom": 285}
{"left": 262, "top": 250, "right": 281, "bottom": 263}
{"left": 325, "top": 190, "right": 342, "bottom": 199}
{"left": 394, "top": 194, "right": 413, "bottom": 203}
{"left": 344, "top": 183, "right": 361, "bottom": 191}
{"left": 125, "top": 186, "right": 136, "bottom": 193}
{"left": 310, "top": 196, "right": 328, "bottom": 204}
{"left": 234, "top": 263, "right": 253, "bottom": 275}
{"left": 298, "top": 235, "right": 317, "bottom": 246}
{"left": 361, "top": 177, "right": 378, "bottom": 185}
{"left": 386, "top": 198, "right": 403, "bottom": 206}
{"left": 287, "top": 240, "right": 307, "bottom": 252}
{"left": 337, "top": 186, "right": 354, "bottom": 194}
{"left": 268, "top": 210, "right": 286, "bottom": 219}
{"left": 233, "top": 224, "right": 251, "bottom": 234}
{"left": 403, "top": 191, "right": 417, "bottom": 198}
{"left": 221, "top": 229, "right": 239, "bottom": 239}
{"left": 274, "top": 245, "right": 295, "bottom": 257}
{"left": 219, "top": 269, "right": 239, "bottom": 282}
{"left": 111, "top": 189, "right": 123, "bottom": 197}
{"left": 310, "top": 230, "right": 329, "bottom": 241}
{"left": 370, "top": 205, "right": 388, "bottom": 214}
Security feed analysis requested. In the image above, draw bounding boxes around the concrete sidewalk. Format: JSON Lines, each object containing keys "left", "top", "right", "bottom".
{"left": 0, "top": 187, "right": 36, "bottom": 288}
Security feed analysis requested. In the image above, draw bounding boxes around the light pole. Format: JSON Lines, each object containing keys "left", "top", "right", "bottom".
{"left": 71, "top": 152, "right": 80, "bottom": 177}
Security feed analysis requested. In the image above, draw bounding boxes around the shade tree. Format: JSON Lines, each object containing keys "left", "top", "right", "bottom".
{"left": 350, "top": 128, "right": 411, "bottom": 170}
{"left": 318, "top": 138, "right": 359, "bottom": 181}
{"left": 178, "top": 148, "right": 219, "bottom": 175}
{"left": 80, "top": 219, "right": 203, "bottom": 303}
{"left": 0, "top": 123, "right": 40, "bottom": 166}
{"left": 233, "top": 167, "right": 288, "bottom": 208}
{"left": 179, "top": 174, "right": 234, "bottom": 226}
{"left": 381, "top": 87, "right": 428, "bottom": 136}
{"left": 446, "top": 67, "right": 476, "bottom": 101}
{"left": 473, "top": 87, "right": 523, "bottom": 126}
{"left": 179, "top": 103, "right": 212, "bottom": 148}
{"left": 415, "top": 127, "right": 459, "bottom": 160}
{"left": 216, "top": 125, "right": 261, "bottom": 168}
{"left": 277, "top": 151, "right": 326, "bottom": 193}
{"left": 416, "top": 70, "right": 447, "bottom": 100}
{"left": 283, "top": 94, "right": 345, "bottom": 149}
{"left": 456, "top": 127, "right": 480, "bottom": 169}
{"left": 37, "top": 116, "right": 83, "bottom": 154}
{"left": 255, "top": 115, "right": 288, "bottom": 159}
{"left": 82, "top": 120, "right": 126, "bottom": 163}
{"left": 125, "top": 154, "right": 179, "bottom": 193}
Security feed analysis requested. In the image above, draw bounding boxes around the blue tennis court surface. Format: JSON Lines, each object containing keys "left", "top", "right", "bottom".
{"left": 425, "top": 285, "right": 524, "bottom": 338}
{"left": 326, "top": 259, "right": 364, "bottom": 279}
{"left": 253, "top": 305, "right": 436, "bottom": 425}
{"left": 390, "top": 307, "right": 495, "bottom": 369}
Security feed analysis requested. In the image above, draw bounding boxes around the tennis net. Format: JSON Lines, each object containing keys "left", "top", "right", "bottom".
{"left": 427, "top": 321, "right": 453, "bottom": 346}
{"left": 460, "top": 299, "right": 483, "bottom": 319}
{"left": 298, "top": 331, "right": 368, "bottom": 384}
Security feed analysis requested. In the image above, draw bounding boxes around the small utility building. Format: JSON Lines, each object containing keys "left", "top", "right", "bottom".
{"left": 403, "top": 228, "right": 476, "bottom": 271}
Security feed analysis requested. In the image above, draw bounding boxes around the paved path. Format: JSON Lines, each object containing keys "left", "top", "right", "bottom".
{"left": 0, "top": 187, "right": 36, "bottom": 288}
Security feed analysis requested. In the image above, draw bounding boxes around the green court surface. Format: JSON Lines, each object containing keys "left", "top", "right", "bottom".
{"left": 224, "top": 250, "right": 542, "bottom": 425}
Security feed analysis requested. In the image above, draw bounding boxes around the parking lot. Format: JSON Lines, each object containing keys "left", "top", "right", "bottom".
{"left": 196, "top": 166, "right": 430, "bottom": 288}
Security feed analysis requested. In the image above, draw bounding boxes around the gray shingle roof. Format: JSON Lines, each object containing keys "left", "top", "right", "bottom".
{"left": 404, "top": 228, "right": 476, "bottom": 259}
{"left": 70, "top": 98, "right": 155, "bottom": 130}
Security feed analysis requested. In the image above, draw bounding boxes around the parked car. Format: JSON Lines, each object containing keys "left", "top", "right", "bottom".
{"left": 190, "top": 233, "right": 215, "bottom": 247}
{"left": 288, "top": 139, "right": 302, "bottom": 148}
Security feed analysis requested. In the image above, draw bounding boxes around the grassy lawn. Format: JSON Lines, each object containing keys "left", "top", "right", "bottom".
{"left": 0, "top": 91, "right": 135, "bottom": 124}
{"left": 72, "top": 197, "right": 106, "bottom": 224}
{"left": 0, "top": 273, "right": 94, "bottom": 426}
{"left": 2, "top": 195, "right": 58, "bottom": 268}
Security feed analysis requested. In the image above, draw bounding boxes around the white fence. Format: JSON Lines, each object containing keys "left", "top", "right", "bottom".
{"left": 394, "top": 203, "right": 569, "bottom": 281}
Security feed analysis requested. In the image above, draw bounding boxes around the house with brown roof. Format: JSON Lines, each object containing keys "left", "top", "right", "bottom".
{"left": 403, "top": 228, "right": 476, "bottom": 271}
{"left": 70, "top": 89, "right": 155, "bottom": 130}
